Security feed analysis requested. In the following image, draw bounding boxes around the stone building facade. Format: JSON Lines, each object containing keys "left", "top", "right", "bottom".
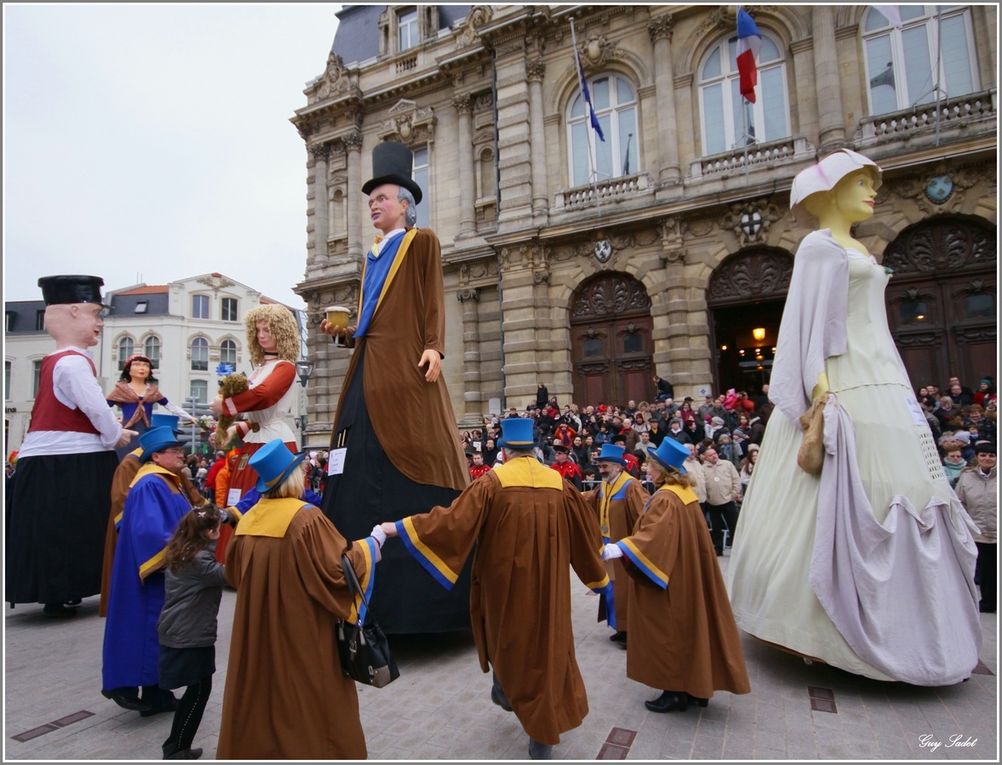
{"left": 291, "top": 4, "right": 997, "bottom": 445}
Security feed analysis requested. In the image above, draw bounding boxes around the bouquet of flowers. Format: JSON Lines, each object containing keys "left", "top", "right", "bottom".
{"left": 214, "top": 373, "right": 249, "bottom": 450}
{"left": 196, "top": 415, "right": 215, "bottom": 432}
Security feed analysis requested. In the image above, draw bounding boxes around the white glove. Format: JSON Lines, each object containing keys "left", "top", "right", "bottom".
{"left": 602, "top": 543, "right": 623, "bottom": 560}
{"left": 370, "top": 525, "right": 387, "bottom": 548}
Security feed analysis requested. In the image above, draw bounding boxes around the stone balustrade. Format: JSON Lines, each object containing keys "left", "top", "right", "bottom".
{"left": 553, "top": 172, "right": 651, "bottom": 210}
{"left": 689, "top": 136, "right": 814, "bottom": 180}
{"left": 856, "top": 89, "right": 996, "bottom": 146}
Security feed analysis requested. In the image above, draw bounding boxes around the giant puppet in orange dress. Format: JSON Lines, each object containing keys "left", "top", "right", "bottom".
{"left": 210, "top": 304, "right": 300, "bottom": 562}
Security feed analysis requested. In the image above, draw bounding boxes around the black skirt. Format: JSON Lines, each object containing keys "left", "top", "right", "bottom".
{"left": 158, "top": 645, "right": 215, "bottom": 690}
{"left": 5, "top": 451, "right": 118, "bottom": 605}
{"left": 321, "top": 347, "right": 472, "bottom": 635}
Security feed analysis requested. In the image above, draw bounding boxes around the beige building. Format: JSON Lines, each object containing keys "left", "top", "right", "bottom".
{"left": 291, "top": 4, "right": 997, "bottom": 445}
{"left": 5, "top": 273, "right": 308, "bottom": 454}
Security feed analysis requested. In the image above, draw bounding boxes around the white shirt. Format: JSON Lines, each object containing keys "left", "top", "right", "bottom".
{"left": 18, "top": 347, "right": 123, "bottom": 457}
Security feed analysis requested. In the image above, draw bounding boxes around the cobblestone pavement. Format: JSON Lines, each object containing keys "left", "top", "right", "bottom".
{"left": 5, "top": 555, "right": 998, "bottom": 760}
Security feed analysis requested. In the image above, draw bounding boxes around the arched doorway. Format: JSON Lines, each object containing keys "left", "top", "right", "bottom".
{"left": 570, "top": 273, "right": 653, "bottom": 406}
{"left": 883, "top": 214, "right": 996, "bottom": 389}
{"left": 707, "top": 247, "right": 793, "bottom": 395}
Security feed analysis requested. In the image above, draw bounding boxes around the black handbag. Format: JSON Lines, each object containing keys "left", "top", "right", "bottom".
{"left": 336, "top": 555, "right": 400, "bottom": 688}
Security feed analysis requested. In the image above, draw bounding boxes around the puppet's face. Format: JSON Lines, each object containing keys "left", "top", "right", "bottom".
{"left": 44, "top": 303, "right": 104, "bottom": 348}
{"left": 256, "top": 320, "right": 278, "bottom": 353}
{"left": 128, "top": 360, "right": 151, "bottom": 383}
{"left": 832, "top": 169, "right": 877, "bottom": 224}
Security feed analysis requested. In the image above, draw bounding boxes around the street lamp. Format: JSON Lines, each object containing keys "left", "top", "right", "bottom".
{"left": 295, "top": 359, "right": 315, "bottom": 388}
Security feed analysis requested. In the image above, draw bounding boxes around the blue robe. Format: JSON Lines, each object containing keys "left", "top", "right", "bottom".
{"left": 102, "top": 466, "right": 191, "bottom": 690}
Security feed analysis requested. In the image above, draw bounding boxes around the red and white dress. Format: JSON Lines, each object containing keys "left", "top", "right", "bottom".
{"left": 216, "top": 358, "right": 298, "bottom": 561}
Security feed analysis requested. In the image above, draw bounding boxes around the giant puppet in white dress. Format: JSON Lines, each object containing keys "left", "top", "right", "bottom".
{"left": 726, "top": 150, "right": 982, "bottom": 686}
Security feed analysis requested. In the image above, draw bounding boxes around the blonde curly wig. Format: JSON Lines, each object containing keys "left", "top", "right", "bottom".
{"left": 245, "top": 304, "right": 300, "bottom": 365}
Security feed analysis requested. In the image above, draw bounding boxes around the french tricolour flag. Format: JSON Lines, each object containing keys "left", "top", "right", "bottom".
{"left": 736, "top": 7, "right": 762, "bottom": 103}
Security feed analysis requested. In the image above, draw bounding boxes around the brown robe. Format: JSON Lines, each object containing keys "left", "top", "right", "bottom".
{"left": 584, "top": 472, "right": 648, "bottom": 632}
{"left": 619, "top": 484, "right": 751, "bottom": 700}
{"left": 99, "top": 450, "right": 203, "bottom": 616}
{"left": 395, "top": 456, "right": 611, "bottom": 745}
{"left": 336, "top": 228, "right": 468, "bottom": 491}
{"left": 216, "top": 500, "right": 375, "bottom": 760}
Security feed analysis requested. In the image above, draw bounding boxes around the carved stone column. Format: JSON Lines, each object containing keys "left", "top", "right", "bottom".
{"left": 812, "top": 7, "right": 846, "bottom": 152}
{"left": 648, "top": 17, "right": 680, "bottom": 186}
{"left": 526, "top": 59, "right": 549, "bottom": 217}
{"left": 457, "top": 288, "right": 482, "bottom": 418}
{"left": 454, "top": 93, "right": 476, "bottom": 237}
{"left": 344, "top": 131, "right": 364, "bottom": 258}
{"left": 310, "top": 144, "right": 329, "bottom": 262}
{"left": 673, "top": 73, "right": 695, "bottom": 176}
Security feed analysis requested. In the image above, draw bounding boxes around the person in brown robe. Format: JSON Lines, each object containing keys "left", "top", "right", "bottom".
{"left": 582, "top": 442, "right": 648, "bottom": 645}
{"left": 602, "top": 436, "right": 750, "bottom": 713}
{"left": 319, "top": 141, "right": 469, "bottom": 634}
{"left": 217, "top": 440, "right": 384, "bottom": 760}
{"left": 380, "top": 418, "right": 613, "bottom": 760}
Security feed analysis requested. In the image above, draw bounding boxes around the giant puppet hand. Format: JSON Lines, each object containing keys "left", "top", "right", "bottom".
{"left": 602, "top": 543, "right": 624, "bottom": 560}
{"left": 418, "top": 349, "right": 442, "bottom": 383}
{"left": 116, "top": 429, "right": 139, "bottom": 448}
{"left": 379, "top": 521, "right": 399, "bottom": 539}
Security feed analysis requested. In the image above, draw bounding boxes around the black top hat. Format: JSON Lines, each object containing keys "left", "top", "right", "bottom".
{"left": 38, "top": 275, "right": 105, "bottom": 306}
{"left": 361, "top": 141, "right": 423, "bottom": 205}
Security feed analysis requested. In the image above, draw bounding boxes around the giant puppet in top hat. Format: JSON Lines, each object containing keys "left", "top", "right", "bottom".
{"left": 361, "top": 141, "right": 423, "bottom": 204}
{"left": 38, "top": 275, "right": 106, "bottom": 306}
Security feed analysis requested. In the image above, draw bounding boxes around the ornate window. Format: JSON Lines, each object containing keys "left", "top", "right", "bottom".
{"left": 221, "top": 297, "right": 238, "bottom": 322}
{"left": 862, "top": 5, "right": 978, "bottom": 115}
{"left": 698, "top": 33, "right": 790, "bottom": 155}
{"left": 189, "top": 379, "right": 208, "bottom": 405}
{"left": 567, "top": 74, "right": 639, "bottom": 187}
{"left": 190, "top": 337, "right": 208, "bottom": 371}
{"left": 192, "top": 294, "right": 209, "bottom": 319}
{"left": 220, "top": 339, "right": 237, "bottom": 366}
{"left": 412, "top": 146, "right": 429, "bottom": 228}
{"left": 143, "top": 336, "right": 161, "bottom": 369}
{"left": 5, "top": 360, "right": 11, "bottom": 400}
{"left": 117, "top": 337, "right": 134, "bottom": 370}
{"left": 32, "top": 360, "right": 42, "bottom": 398}
{"left": 398, "top": 8, "right": 418, "bottom": 51}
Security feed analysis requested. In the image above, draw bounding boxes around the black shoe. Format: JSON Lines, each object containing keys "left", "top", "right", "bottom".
{"left": 528, "top": 739, "right": 553, "bottom": 759}
{"left": 645, "top": 691, "right": 689, "bottom": 713}
{"left": 165, "top": 748, "right": 202, "bottom": 760}
{"left": 103, "top": 688, "right": 152, "bottom": 713}
{"left": 42, "top": 603, "right": 76, "bottom": 616}
{"left": 63, "top": 598, "right": 82, "bottom": 608}
{"left": 609, "top": 631, "right": 627, "bottom": 643}
{"left": 686, "top": 693, "right": 709, "bottom": 707}
{"left": 490, "top": 684, "right": 512, "bottom": 712}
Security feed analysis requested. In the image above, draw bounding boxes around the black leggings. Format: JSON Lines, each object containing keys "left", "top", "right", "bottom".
{"left": 166, "top": 676, "right": 212, "bottom": 751}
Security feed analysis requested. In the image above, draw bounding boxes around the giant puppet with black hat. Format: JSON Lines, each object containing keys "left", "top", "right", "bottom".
{"left": 318, "top": 140, "right": 471, "bottom": 634}
{"left": 6, "top": 276, "right": 137, "bottom": 615}
{"left": 726, "top": 149, "right": 982, "bottom": 686}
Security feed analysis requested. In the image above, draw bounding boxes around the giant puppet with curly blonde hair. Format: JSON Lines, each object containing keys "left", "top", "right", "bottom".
{"left": 209, "top": 303, "right": 300, "bottom": 561}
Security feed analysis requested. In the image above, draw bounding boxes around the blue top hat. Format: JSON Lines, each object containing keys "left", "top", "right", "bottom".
{"left": 249, "top": 439, "right": 306, "bottom": 494}
{"left": 497, "top": 418, "right": 535, "bottom": 450}
{"left": 150, "top": 413, "right": 181, "bottom": 433}
{"left": 647, "top": 437, "right": 689, "bottom": 475}
{"left": 596, "top": 443, "right": 627, "bottom": 465}
{"left": 139, "top": 426, "right": 185, "bottom": 462}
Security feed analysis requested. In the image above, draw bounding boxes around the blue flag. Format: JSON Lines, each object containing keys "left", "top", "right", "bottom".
{"left": 575, "top": 49, "right": 605, "bottom": 142}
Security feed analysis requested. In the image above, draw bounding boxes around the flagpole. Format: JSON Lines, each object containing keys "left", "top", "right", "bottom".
{"left": 741, "top": 99, "right": 749, "bottom": 176}
{"left": 934, "top": 5, "right": 942, "bottom": 147}
{"left": 570, "top": 17, "right": 603, "bottom": 218}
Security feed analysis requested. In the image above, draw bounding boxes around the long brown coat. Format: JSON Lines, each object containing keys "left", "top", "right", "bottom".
{"left": 216, "top": 500, "right": 376, "bottom": 759}
{"left": 583, "top": 472, "right": 648, "bottom": 631}
{"left": 395, "top": 456, "right": 611, "bottom": 745}
{"left": 337, "top": 227, "right": 467, "bottom": 491}
{"left": 618, "top": 484, "right": 750, "bottom": 700}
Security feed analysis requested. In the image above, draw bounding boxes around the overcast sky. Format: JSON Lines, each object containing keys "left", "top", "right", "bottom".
{"left": 3, "top": 3, "right": 345, "bottom": 308}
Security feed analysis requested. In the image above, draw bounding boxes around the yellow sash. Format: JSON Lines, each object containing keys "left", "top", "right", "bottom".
{"left": 658, "top": 483, "right": 699, "bottom": 506}
{"left": 494, "top": 456, "right": 563, "bottom": 490}
{"left": 356, "top": 228, "right": 420, "bottom": 320}
{"left": 129, "top": 463, "right": 181, "bottom": 491}
{"left": 235, "top": 497, "right": 308, "bottom": 538}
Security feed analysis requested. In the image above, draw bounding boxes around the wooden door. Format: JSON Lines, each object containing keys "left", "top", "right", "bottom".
{"left": 570, "top": 274, "right": 653, "bottom": 407}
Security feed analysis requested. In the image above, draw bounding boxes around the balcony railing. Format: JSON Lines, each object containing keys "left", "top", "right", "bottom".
{"left": 856, "top": 89, "right": 996, "bottom": 146}
{"left": 689, "top": 136, "right": 814, "bottom": 180}
{"left": 553, "top": 173, "right": 651, "bottom": 210}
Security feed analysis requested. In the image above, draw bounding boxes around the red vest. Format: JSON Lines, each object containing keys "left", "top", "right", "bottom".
{"left": 28, "top": 350, "right": 100, "bottom": 435}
